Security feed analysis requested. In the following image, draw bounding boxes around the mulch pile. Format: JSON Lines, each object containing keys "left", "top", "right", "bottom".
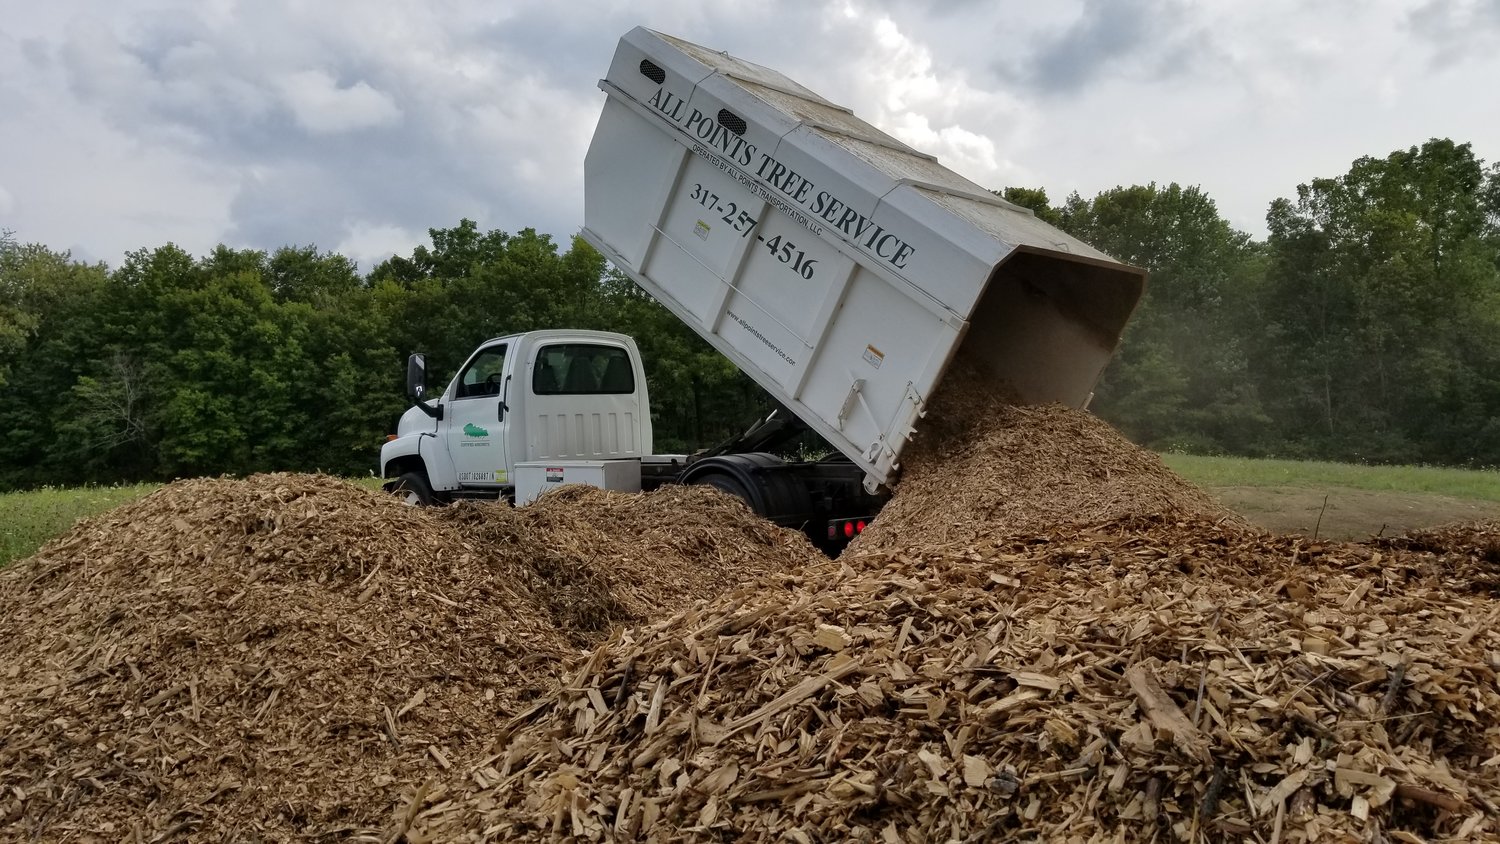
{"left": 0, "top": 474, "right": 816, "bottom": 841}
{"left": 852, "top": 356, "right": 1244, "bottom": 552}
{"left": 1376, "top": 521, "right": 1500, "bottom": 596}
{"left": 409, "top": 518, "right": 1500, "bottom": 843}
{"left": 4, "top": 358, "right": 1497, "bottom": 842}
{"left": 405, "top": 368, "right": 1498, "bottom": 842}
{"left": 440, "top": 485, "right": 819, "bottom": 643}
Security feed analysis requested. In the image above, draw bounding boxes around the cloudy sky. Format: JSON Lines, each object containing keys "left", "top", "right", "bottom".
{"left": 1, "top": 0, "right": 1496, "bottom": 270}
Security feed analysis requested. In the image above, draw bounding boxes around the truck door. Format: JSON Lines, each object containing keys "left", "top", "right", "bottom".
{"left": 527, "top": 341, "right": 645, "bottom": 459}
{"left": 445, "top": 342, "right": 513, "bottom": 486}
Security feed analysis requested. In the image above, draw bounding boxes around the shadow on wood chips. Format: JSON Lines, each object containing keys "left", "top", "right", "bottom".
{"left": 439, "top": 485, "right": 819, "bottom": 643}
{"left": 4, "top": 360, "right": 1499, "bottom": 841}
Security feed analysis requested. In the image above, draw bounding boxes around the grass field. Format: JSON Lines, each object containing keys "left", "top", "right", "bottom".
{"left": 0, "top": 484, "right": 159, "bottom": 568}
{"left": 2, "top": 457, "right": 1497, "bottom": 567}
{"left": 1162, "top": 454, "right": 1500, "bottom": 501}
{"left": 1164, "top": 454, "right": 1500, "bottom": 539}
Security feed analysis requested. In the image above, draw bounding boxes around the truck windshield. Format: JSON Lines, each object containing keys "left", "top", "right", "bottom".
{"left": 532, "top": 343, "right": 634, "bottom": 395}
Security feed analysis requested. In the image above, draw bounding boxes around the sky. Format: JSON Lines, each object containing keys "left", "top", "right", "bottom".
{"left": 1, "top": 0, "right": 1497, "bottom": 271}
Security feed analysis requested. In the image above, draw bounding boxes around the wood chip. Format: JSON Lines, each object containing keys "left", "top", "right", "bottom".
{"left": 0, "top": 473, "right": 815, "bottom": 838}
{"left": 6, "top": 361, "right": 1498, "bottom": 843}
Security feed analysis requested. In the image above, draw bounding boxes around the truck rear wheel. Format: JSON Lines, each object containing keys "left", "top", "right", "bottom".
{"left": 694, "top": 472, "right": 755, "bottom": 508}
{"left": 683, "top": 453, "right": 813, "bottom": 530}
{"left": 391, "top": 471, "right": 435, "bottom": 506}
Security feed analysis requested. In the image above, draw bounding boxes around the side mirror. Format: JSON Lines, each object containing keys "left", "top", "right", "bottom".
{"left": 406, "top": 353, "right": 427, "bottom": 401}
{"left": 405, "top": 352, "right": 442, "bottom": 420}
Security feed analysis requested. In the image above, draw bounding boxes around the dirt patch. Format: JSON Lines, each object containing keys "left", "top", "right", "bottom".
{"left": 1207, "top": 485, "right": 1500, "bottom": 541}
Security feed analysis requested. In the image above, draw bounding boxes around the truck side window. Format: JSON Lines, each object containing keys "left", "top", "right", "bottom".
{"left": 533, "top": 344, "right": 634, "bottom": 395}
{"left": 456, "top": 345, "right": 508, "bottom": 399}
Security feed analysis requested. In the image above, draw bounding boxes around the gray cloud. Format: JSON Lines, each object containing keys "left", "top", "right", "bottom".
{"left": 993, "top": 0, "right": 1207, "bottom": 94}
{"left": 2, "top": 0, "right": 1499, "bottom": 265}
{"left": 34, "top": 2, "right": 605, "bottom": 265}
{"left": 1407, "top": 0, "right": 1500, "bottom": 67}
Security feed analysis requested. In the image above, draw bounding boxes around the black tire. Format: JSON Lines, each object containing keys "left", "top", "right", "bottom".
{"left": 391, "top": 471, "right": 435, "bottom": 506}
{"left": 694, "top": 472, "right": 755, "bottom": 510}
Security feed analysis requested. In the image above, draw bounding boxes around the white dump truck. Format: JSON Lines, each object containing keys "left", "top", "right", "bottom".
{"left": 381, "top": 27, "right": 1145, "bottom": 549}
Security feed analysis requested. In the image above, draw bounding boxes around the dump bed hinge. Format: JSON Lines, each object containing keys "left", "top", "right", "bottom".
{"left": 836, "top": 378, "right": 865, "bottom": 430}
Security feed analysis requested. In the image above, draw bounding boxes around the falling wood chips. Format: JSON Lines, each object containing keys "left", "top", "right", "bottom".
{"left": 850, "top": 355, "right": 1247, "bottom": 553}
{"left": 0, "top": 474, "right": 816, "bottom": 841}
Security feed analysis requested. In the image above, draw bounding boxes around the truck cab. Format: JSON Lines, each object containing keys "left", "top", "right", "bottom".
{"left": 381, "top": 329, "right": 654, "bottom": 503}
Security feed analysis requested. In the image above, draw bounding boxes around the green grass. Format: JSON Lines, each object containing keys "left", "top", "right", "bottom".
{"left": 1161, "top": 453, "right": 1500, "bottom": 502}
{"left": 0, "top": 476, "right": 389, "bottom": 569}
{"left": 0, "top": 484, "right": 160, "bottom": 568}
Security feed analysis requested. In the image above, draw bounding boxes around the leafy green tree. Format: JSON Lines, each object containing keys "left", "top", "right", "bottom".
{"left": 0, "top": 240, "right": 408, "bottom": 488}
{"left": 0, "top": 231, "right": 37, "bottom": 387}
{"left": 1261, "top": 139, "right": 1500, "bottom": 464}
{"left": 372, "top": 222, "right": 607, "bottom": 383}
{"left": 0, "top": 242, "right": 116, "bottom": 485}
{"left": 997, "top": 187, "right": 1064, "bottom": 226}
{"left": 1057, "top": 183, "right": 1268, "bottom": 452}
{"left": 267, "top": 245, "right": 362, "bottom": 304}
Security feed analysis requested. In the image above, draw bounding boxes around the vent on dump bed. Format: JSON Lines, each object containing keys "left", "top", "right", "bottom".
{"left": 639, "top": 60, "right": 666, "bottom": 84}
{"left": 716, "top": 109, "right": 747, "bottom": 135}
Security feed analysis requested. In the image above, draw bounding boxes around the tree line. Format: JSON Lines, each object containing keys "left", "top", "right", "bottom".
{"left": 0, "top": 137, "right": 1496, "bottom": 490}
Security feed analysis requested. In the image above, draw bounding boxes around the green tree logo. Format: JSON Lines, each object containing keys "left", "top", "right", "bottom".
{"left": 463, "top": 423, "right": 489, "bottom": 438}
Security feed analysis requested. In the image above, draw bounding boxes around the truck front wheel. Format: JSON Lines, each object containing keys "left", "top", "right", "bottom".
{"left": 391, "top": 471, "right": 435, "bottom": 506}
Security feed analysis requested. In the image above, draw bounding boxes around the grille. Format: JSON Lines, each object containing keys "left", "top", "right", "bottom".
{"left": 716, "top": 109, "right": 747, "bottom": 135}
{"left": 639, "top": 60, "right": 666, "bottom": 84}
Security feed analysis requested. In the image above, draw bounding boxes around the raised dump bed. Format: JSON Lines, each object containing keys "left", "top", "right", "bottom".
{"left": 582, "top": 27, "right": 1146, "bottom": 489}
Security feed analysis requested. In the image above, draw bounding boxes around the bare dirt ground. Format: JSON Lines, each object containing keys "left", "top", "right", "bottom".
{"left": 1209, "top": 485, "right": 1500, "bottom": 540}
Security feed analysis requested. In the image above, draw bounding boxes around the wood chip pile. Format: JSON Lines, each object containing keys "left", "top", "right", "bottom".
{"left": 1376, "top": 521, "right": 1500, "bottom": 596}
{"left": 852, "top": 357, "right": 1244, "bottom": 552}
{"left": 409, "top": 516, "right": 1500, "bottom": 842}
{"left": 439, "top": 485, "right": 820, "bottom": 643}
{"left": 405, "top": 369, "right": 1496, "bottom": 842}
{"left": 0, "top": 474, "right": 818, "bottom": 841}
{"left": 5, "top": 357, "right": 1497, "bottom": 842}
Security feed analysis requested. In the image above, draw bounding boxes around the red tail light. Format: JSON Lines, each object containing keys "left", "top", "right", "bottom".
{"left": 829, "top": 517, "right": 875, "bottom": 543}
